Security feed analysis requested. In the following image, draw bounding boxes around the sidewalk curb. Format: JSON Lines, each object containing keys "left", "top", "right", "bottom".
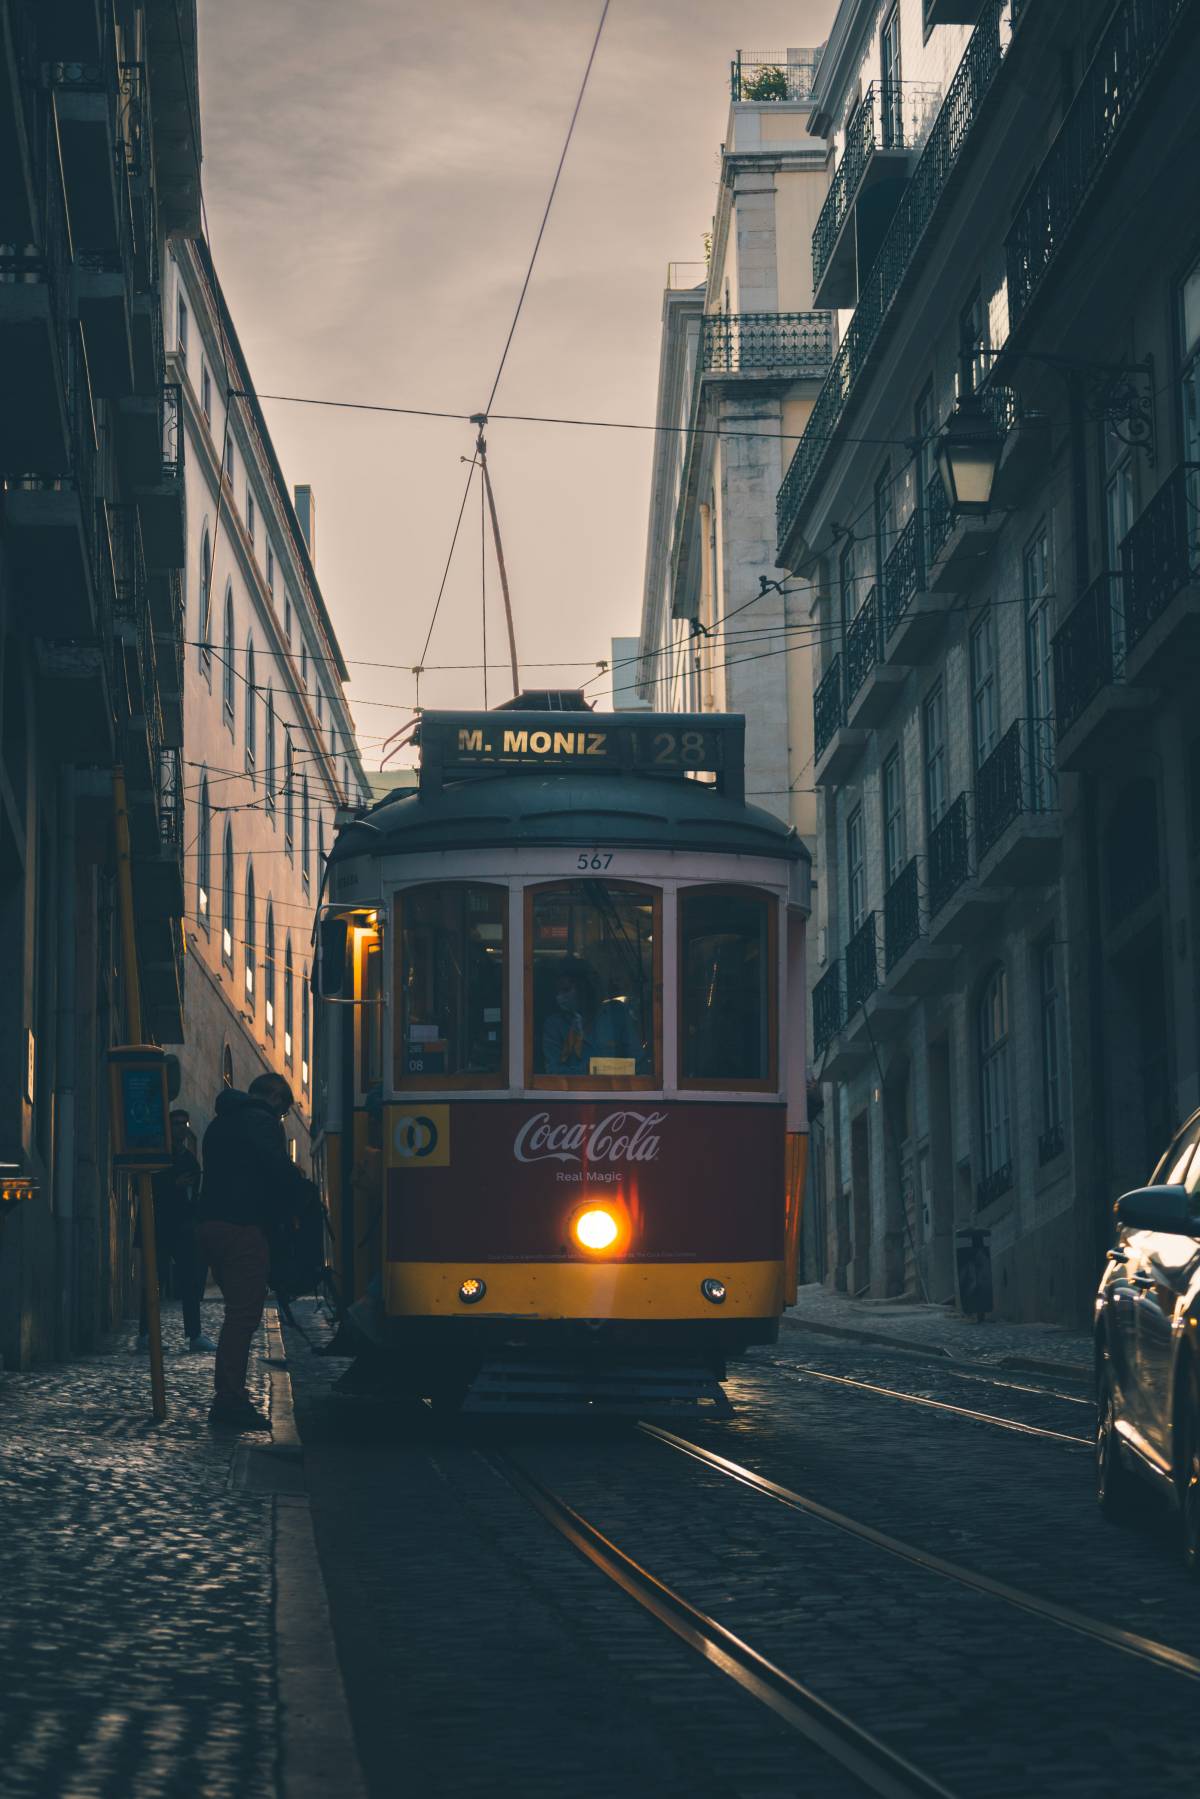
{"left": 779, "top": 1312, "right": 1092, "bottom": 1385}
{"left": 267, "top": 1306, "right": 367, "bottom": 1799}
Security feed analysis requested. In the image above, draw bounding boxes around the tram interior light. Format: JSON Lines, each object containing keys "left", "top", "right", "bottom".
{"left": 573, "top": 1207, "right": 620, "bottom": 1252}
{"left": 459, "top": 1278, "right": 486, "bottom": 1304}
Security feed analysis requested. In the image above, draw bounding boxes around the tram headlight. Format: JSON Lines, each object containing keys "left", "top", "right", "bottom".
{"left": 700, "top": 1278, "right": 727, "bottom": 1305}
{"left": 458, "top": 1277, "right": 486, "bottom": 1305}
{"left": 572, "top": 1206, "right": 621, "bottom": 1253}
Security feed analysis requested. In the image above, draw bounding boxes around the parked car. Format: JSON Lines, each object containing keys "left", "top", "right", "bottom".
{"left": 1095, "top": 1110, "right": 1200, "bottom": 1572}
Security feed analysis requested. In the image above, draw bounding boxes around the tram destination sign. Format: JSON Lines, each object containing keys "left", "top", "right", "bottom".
{"left": 418, "top": 710, "right": 745, "bottom": 799}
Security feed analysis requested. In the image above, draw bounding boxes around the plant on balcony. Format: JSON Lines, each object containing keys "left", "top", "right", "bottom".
{"left": 743, "top": 65, "right": 789, "bottom": 101}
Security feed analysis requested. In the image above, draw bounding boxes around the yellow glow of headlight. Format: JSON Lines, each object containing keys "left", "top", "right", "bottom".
{"left": 573, "top": 1207, "right": 620, "bottom": 1252}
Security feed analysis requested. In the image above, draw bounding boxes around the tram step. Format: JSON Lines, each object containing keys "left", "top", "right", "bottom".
{"left": 461, "top": 1358, "right": 733, "bottom": 1418}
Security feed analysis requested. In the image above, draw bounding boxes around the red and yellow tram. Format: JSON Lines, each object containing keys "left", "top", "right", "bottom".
{"left": 314, "top": 697, "right": 810, "bottom": 1411}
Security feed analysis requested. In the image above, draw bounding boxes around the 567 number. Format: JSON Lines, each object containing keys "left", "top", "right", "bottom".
{"left": 577, "top": 852, "right": 613, "bottom": 870}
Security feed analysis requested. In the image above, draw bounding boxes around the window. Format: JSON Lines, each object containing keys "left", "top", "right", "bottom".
{"left": 222, "top": 822, "right": 234, "bottom": 965}
{"left": 923, "top": 681, "right": 947, "bottom": 829}
{"left": 317, "top": 687, "right": 324, "bottom": 730}
{"left": 222, "top": 584, "right": 235, "bottom": 725}
{"left": 978, "top": 966, "right": 1012, "bottom": 1204}
{"left": 265, "top": 904, "right": 276, "bottom": 1035}
{"left": 1023, "top": 526, "right": 1056, "bottom": 811}
{"left": 873, "top": 465, "right": 893, "bottom": 584}
{"left": 247, "top": 491, "right": 255, "bottom": 544}
{"left": 300, "top": 641, "right": 308, "bottom": 687}
{"left": 914, "top": 381, "right": 936, "bottom": 509}
{"left": 197, "top": 774, "right": 211, "bottom": 924}
{"left": 223, "top": 432, "right": 234, "bottom": 483}
{"left": 201, "top": 361, "right": 212, "bottom": 421}
{"left": 839, "top": 539, "right": 855, "bottom": 643}
{"left": 284, "top": 735, "right": 294, "bottom": 850}
{"left": 969, "top": 610, "right": 998, "bottom": 769}
{"left": 846, "top": 807, "right": 866, "bottom": 932}
{"left": 361, "top": 934, "right": 383, "bottom": 1092}
{"left": 882, "top": 749, "right": 905, "bottom": 887}
{"left": 1179, "top": 253, "right": 1200, "bottom": 516}
{"left": 245, "top": 641, "right": 256, "bottom": 779}
{"left": 264, "top": 688, "right": 276, "bottom": 811}
{"left": 395, "top": 884, "right": 507, "bottom": 1086}
{"left": 679, "top": 887, "right": 775, "bottom": 1087}
{"left": 301, "top": 972, "right": 310, "bottom": 1090}
{"left": 244, "top": 863, "right": 256, "bottom": 1006}
{"left": 284, "top": 595, "right": 293, "bottom": 643}
{"left": 177, "top": 295, "right": 188, "bottom": 366}
{"left": 879, "top": 3, "right": 902, "bottom": 146}
{"left": 284, "top": 936, "right": 294, "bottom": 1061}
{"left": 527, "top": 882, "right": 659, "bottom": 1088}
{"left": 222, "top": 1044, "right": 233, "bottom": 1088}
{"left": 1038, "top": 938, "right": 1065, "bottom": 1161}
{"left": 959, "top": 283, "right": 988, "bottom": 396}
{"left": 301, "top": 777, "right": 310, "bottom": 888}
{"left": 266, "top": 544, "right": 275, "bottom": 595}
{"left": 342, "top": 758, "right": 350, "bottom": 800}
{"left": 198, "top": 529, "right": 212, "bottom": 670}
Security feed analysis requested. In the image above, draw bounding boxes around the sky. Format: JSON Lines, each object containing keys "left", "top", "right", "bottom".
{"left": 198, "top": 0, "right": 836, "bottom": 768}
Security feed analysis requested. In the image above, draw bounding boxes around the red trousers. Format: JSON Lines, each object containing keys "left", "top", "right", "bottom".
{"left": 196, "top": 1221, "right": 270, "bottom": 1403}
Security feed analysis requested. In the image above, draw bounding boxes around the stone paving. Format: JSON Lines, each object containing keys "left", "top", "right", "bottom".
{"left": 784, "top": 1281, "right": 1093, "bottom": 1373}
{"left": 0, "top": 1300, "right": 278, "bottom": 1799}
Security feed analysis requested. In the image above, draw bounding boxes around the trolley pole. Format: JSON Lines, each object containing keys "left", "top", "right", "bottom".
{"left": 112, "top": 766, "right": 167, "bottom": 1422}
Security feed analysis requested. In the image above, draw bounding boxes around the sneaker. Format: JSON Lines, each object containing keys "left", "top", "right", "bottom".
{"left": 208, "top": 1399, "right": 271, "bottom": 1433}
{"left": 187, "top": 1333, "right": 217, "bottom": 1352}
{"left": 135, "top": 1333, "right": 150, "bottom": 1354}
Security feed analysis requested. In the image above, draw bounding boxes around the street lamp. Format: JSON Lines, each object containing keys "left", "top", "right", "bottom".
{"left": 935, "top": 357, "right": 1006, "bottom": 517}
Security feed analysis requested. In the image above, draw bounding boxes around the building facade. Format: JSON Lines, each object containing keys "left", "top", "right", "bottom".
{"left": 638, "top": 49, "right": 831, "bottom": 842}
{"left": 0, "top": 0, "right": 198, "bottom": 1366}
{"left": 167, "top": 238, "right": 370, "bottom": 1167}
{"left": 780, "top": 0, "right": 1200, "bottom": 1323}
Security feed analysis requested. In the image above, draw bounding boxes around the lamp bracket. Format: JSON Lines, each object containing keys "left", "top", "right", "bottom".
{"left": 1086, "top": 359, "right": 1155, "bottom": 465}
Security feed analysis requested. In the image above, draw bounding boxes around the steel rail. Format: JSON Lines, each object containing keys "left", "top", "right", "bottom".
{"left": 639, "top": 1425, "right": 1200, "bottom": 1684}
{"left": 771, "top": 1363, "right": 1092, "bottom": 1445}
{"left": 491, "top": 1452, "right": 959, "bottom": 1799}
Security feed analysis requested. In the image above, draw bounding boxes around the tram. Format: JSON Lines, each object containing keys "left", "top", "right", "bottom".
{"left": 313, "top": 694, "right": 811, "bottom": 1412}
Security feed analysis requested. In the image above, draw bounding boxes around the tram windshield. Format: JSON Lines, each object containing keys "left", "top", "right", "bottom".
{"left": 679, "top": 887, "right": 774, "bottom": 1086}
{"left": 395, "top": 884, "right": 506, "bottom": 1084}
{"left": 530, "top": 882, "right": 657, "bottom": 1085}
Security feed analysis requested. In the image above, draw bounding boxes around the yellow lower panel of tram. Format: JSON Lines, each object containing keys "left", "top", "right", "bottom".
{"left": 384, "top": 1259, "right": 786, "bottom": 1320}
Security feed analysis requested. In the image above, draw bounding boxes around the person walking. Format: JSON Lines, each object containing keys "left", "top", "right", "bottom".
{"left": 195, "top": 1073, "right": 309, "bottom": 1431}
{"left": 135, "top": 1109, "right": 214, "bottom": 1354}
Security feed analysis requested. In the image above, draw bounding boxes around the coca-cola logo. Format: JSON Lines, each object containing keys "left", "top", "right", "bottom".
{"left": 513, "top": 1110, "right": 665, "bottom": 1166}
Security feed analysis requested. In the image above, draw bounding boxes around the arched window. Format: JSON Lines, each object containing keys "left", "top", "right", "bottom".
{"left": 199, "top": 528, "right": 212, "bottom": 669}
{"left": 222, "top": 821, "right": 234, "bottom": 964}
{"left": 301, "top": 776, "right": 310, "bottom": 886}
{"left": 978, "top": 966, "right": 1012, "bottom": 1205}
{"left": 222, "top": 1044, "right": 233, "bottom": 1088}
{"left": 197, "top": 772, "right": 211, "bottom": 924}
{"left": 284, "top": 733, "right": 294, "bottom": 851}
{"left": 264, "top": 688, "right": 276, "bottom": 811}
{"left": 245, "top": 640, "right": 257, "bottom": 780}
{"left": 284, "top": 935, "right": 294, "bottom": 1061}
{"left": 301, "top": 966, "right": 310, "bottom": 1090}
{"left": 222, "top": 583, "right": 235, "bottom": 723}
{"left": 265, "top": 903, "right": 276, "bottom": 1035}
{"left": 244, "top": 861, "right": 256, "bottom": 1006}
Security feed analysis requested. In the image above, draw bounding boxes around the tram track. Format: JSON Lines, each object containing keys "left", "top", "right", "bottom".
{"left": 760, "top": 1360, "right": 1093, "bottom": 1446}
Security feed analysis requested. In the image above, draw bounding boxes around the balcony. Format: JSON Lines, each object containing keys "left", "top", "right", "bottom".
{"left": 975, "top": 717, "right": 1061, "bottom": 885}
{"left": 32, "top": 498, "right": 114, "bottom": 762}
{"left": 141, "top": 910, "right": 184, "bottom": 1046}
{"left": 0, "top": 165, "right": 73, "bottom": 473}
{"left": 844, "top": 583, "right": 906, "bottom": 728}
{"left": 812, "top": 81, "right": 942, "bottom": 310}
{"left": 1052, "top": 570, "right": 1153, "bottom": 771}
{"left": 813, "top": 962, "right": 844, "bottom": 1062}
{"left": 1120, "top": 462, "right": 1200, "bottom": 685}
{"left": 778, "top": 2, "right": 1019, "bottom": 569}
{"left": 134, "top": 382, "right": 185, "bottom": 568}
{"left": 108, "top": 502, "right": 152, "bottom": 716}
{"left": 927, "top": 792, "right": 1005, "bottom": 945}
{"left": 154, "top": 568, "right": 185, "bottom": 749}
{"left": 883, "top": 856, "right": 955, "bottom": 997}
{"left": 131, "top": 288, "right": 165, "bottom": 394}
{"left": 46, "top": 28, "right": 125, "bottom": 263}
{"left": 844, "top": 910, "right": 906, "bottom": 1046}
{"left": 925, "top": 0, "right": 992, "bottom": 22}
{"left": 74, "top": 246, "right": 134, "bottom": 397}
{"left": 700, "top": 312, "right": 833, "bottom": 381}
{"left": 1006, "top": 0, "right": 1193, "bottom": 336}
{"left": 882, "top": 507, "right": 952, "bottom": 662}
{"left": 813, "top": 654, "right": 868, "bottom": 785}
{"left": 730, "top": 51, "right": 818, "bottom": 103}
{"left": 135, "top": 745, "right": 185, "bottom": 918}
{"left": 3, "top": 335, "right": 99, "bottom": 637}
{"left": 0, "top": 0, "right": 40, "bottom": 245}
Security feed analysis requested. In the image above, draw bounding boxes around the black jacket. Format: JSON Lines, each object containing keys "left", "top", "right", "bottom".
{"left": 197, "top": 1089, "right": 307, "bottom": 1232}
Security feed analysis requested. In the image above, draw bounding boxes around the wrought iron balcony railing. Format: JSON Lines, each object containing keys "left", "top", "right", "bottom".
{"left": 1052, "top": 570, "right": 1125, "bottom": 738}
{"left": 977, "top": 1162, "right": 1013, "bottom": 1210}
{"left": 811, "top": 81, "right": 943, "bottom": 295}
{"left": 0, "top": 157, "right": 74, "bottom": 431}
{"left": 927, "top": 792, "right": 971, "bottom": 919}
{"left": 701, "top": 312, "right": 833, "bottom": 377}
{"left": 778, "top": 1, "right": 1018, "bottom": 559}
{"left": 844, "top": 585, "right": 881, "bottom": 706}
{"left": 813, "top": 654, "right": 846, "bottom": 762}
{"left": 108, "top": 500, "right": 147, "bottom": 620}
{"left": 845, "top": 912, "right": 879, "bottom": 1014}
{"left": 883, "top": 857, "right": 920, "bottom": 973}
{"left": 924, "top": 469, "right": 954, "bottom": 569}
{"left": 161, "top": 382, "right": 184, "bottom": 480}
{"left": 813, "top": 961, "right": 845, "bottom": 1061}
{"left": 1038, "top": 1121, "right": 1065, "bottom": 1166}
{"left": 882, "top": 509, "right": 925, "bottom": 640}
{"left": 1006, "top": 0, "right": 1191, "bottom": 332}
{"left": 975, "top": 717, "right": 1056, "bottom": 862}
{"left": 730, "top": 51, "right": 819, "bottom": 103}
{"left": 158, "top": 746, "right": 183, "bottom": 853}
{"left": 1122, "top": 462, "right": 1200, "bottom": 655}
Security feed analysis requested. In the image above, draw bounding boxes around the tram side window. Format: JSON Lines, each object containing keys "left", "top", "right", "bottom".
{"left": 530, "top": 882, "right": 658, "bottom": 1085}
{"left": 396, "top": 885, "right": 506, "bottom": 1084}
{"left": 680, "top": 888, "right": 774, "bottom": 1086}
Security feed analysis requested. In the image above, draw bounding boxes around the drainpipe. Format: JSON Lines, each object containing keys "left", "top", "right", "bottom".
{"left": 54, "top": 765, "right": 77, "bottom": 1356}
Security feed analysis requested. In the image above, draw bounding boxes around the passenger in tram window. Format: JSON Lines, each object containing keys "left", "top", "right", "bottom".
{"left": 541, "top": 964, "right": 595, "bottom": 1075}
